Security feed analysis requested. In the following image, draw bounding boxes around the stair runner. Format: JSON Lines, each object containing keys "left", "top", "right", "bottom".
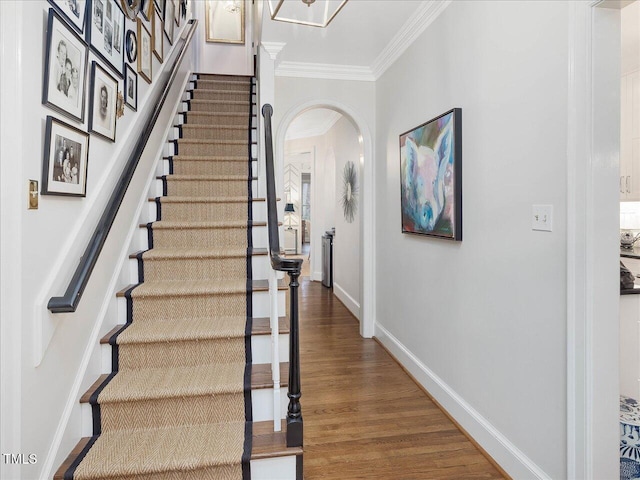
{"left": 66, "top": 74, "right": 255, "bottom": 480}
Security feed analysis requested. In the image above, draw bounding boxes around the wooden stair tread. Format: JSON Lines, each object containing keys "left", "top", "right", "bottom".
{"left": 80, "top": 363, "right": 289, "bottom": 402}
{"left": 53, "top": 437, "right": 94, "bottom": 480}
{"left": 252, "top": 317, "right": 289, "bottom": 335}
{"left": 252, "top": 420, "right": 303, "bottom": 459}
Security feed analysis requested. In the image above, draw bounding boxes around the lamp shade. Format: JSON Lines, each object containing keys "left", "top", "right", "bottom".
{"left": 267, "top": 0, "right": 348, "bottom": 28}
{"left": 284, "top": 203, "right": 295, "bottom": 213}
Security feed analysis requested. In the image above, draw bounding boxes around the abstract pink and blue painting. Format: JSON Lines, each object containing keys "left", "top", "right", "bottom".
{"left": 399, "top": 108, "right": 462, "bottom": 240}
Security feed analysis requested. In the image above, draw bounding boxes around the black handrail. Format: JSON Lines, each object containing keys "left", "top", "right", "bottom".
{"left": 262, "top": 104, "right": 303, "bottom": 448}
{"left": 48, "top": 20, "right": 198, "bottom": 313}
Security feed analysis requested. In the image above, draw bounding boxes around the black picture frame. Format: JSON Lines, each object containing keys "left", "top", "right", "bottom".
{"left": 41, "top": 115, "right": 90, "bottom": 197}
{"left": 43, "top": 9, "right": 89, "bottom": 123}
{"left": 88, "top": 61, "right": 118, "bottom": 142}
{"left": 48, "top": 0, "right": 88, "bottom": 34}
{"left": 124, "top": 63, "right": 138, "bottom": 111}
{"left": 399, "top": 108, "right": 462, "bottom": 241}
{"left": 125, "top": 29, "right": 137, "bottom": 63}
{"left": 86, "top": 0, "right": 125, "bottom": 78}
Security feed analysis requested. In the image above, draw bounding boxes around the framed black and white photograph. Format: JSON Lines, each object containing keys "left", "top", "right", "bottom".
{"left": 152, "top": 6, "right": 164, "bottom": 62}
{"left": 87, "top": 0, "right": 125, "bottom": 78}
{"left": 164, "top": 0, "right": 175, "bottom": 45}
{"left": 137, "top": 19, "right": 152, "bottom": 83}
{"left": 125, "top": 29, "right": 137, "bottom": 63}
{"left": 89, "top": 61, "right": 118, "bottom": 141}
{"left": 43, "top": 9, "right": 88, "bottom": 123}
{"left": 124, "top": 63, "right": 138, "bottom": 110}
{"left": 48, "top": 0, "right": 87, "bottom": 34}
{"left": 42, "top": 116, "right": 89, "bottom": 197}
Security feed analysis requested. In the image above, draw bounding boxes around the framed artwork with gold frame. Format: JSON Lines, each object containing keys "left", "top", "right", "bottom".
{"left": 137, "top": 19, "right": 152, "bottom": 83}
{"left": 205, "top": 0, "right": 244, "bottom": 44}
{"left": 152, "top": 5, "right": 163, "bottom": 62}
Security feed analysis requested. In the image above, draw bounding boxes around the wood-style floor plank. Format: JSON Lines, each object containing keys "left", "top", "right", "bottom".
{"left": 297, "top": 279, "right": 508, "bottom": 479}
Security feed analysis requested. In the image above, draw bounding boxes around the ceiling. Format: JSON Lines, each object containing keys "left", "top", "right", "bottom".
{"left": 261, "top": 0, "right": 430, "bottom": 74}
{"left": 285, "top": 108, "right": 343, "bottom": 140}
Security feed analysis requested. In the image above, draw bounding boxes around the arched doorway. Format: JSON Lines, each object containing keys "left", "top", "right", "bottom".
{"left": 275, "top": 101, "right": 375, "bottom": 338}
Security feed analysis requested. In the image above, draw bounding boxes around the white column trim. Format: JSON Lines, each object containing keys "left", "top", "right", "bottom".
{"left": 567, "top": 1, "right": 620, "bottom": 478}
{"left": 0, "top": 1, "right": 23, "bottom": 479}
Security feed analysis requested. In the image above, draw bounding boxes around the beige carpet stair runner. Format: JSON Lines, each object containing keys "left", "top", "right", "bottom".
{"left": 67, "top": 74, "right": 255, "bottom": 480}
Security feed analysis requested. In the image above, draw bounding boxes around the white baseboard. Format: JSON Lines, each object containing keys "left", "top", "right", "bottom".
{"left": 374, "top": 323, "right": 550, "bottom": 480}
{"left": 333, "top": 282, "right": 360, "bottom": 320}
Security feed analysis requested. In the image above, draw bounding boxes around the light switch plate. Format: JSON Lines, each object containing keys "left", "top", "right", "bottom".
{"left": 532, "top": 205, "right": 553, "bottom": 231}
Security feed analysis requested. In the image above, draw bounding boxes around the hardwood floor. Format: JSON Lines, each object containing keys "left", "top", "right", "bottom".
{"left": 297, "top": 279, "right": 507, "bottom": 479}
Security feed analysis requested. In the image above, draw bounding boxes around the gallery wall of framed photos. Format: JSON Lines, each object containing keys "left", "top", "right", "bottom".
{"left": 40, "top": 0, "right": 193, "bottom": 199}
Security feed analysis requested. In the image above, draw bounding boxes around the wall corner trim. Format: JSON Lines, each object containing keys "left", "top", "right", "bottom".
{"left": 374, "top": 322, "right": 551, "bottom": 480}
{"left": 370, "top": 0, "right": 452, "bottom": 80}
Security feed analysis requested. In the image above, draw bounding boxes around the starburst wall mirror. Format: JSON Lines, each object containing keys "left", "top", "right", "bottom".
{"left": 341, "top": 161, "right": 358, "bottom": 223}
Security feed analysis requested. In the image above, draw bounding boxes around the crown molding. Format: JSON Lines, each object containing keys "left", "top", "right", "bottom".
{"left": 275, "top": 61, "right": 376, "bottom": 82}
{"left": 371, "top": 0, "right": 452, "bottom": 79}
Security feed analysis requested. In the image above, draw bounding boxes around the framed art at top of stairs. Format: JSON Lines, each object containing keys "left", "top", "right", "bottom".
{"left": 205, "top": 0, "right": 244, "bottom": 44}
{"left": 399, "top": 108, "right": 463, "bottom": 241}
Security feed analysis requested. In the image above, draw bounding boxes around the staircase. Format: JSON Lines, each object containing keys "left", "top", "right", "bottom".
{"left": 55, "top": 74, "right": 302, "bottom": 479}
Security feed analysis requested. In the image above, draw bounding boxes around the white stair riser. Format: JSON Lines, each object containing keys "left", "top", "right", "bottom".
{"left": 81, "top": 387, "right": 289, "bottom": 436}
{"left": 252, "top": 333, "right": 289, "bottom": 365}
{"left": 251, "top": 388, "right": 288, "bottom": 422}
{"left": 251, "top": 455, "right": 298, "bottom": 480}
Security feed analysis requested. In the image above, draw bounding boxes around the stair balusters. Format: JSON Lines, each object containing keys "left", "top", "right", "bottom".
{"left": 261, "top": 104, "right": 303, "bottom": 447}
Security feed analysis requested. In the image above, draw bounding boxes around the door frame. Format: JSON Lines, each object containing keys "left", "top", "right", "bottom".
{"left": 567, "top": 1, "right": 623, "bottom": 478}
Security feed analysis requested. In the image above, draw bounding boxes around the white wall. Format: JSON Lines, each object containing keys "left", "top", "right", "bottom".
{"left": 0, "top": 2, "right": 195, "bottom": 477}
{"left": 329, "top": 117, "right": 361, "bottom": 318}
{"left": 194, "top": 0, "right": 253, "bottom": 75}
{"left": 375, "top": 1, "right": 569, "bottom": 478}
